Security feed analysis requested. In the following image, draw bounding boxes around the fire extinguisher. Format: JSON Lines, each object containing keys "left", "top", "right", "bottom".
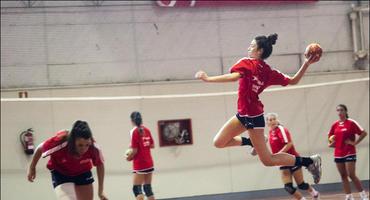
{"left": 20, "top": 128, "right": 35, "bottom": 155}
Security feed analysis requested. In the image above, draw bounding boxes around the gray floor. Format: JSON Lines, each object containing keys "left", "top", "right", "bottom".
{"left": 159, "top": 180, "right": 369, "bottom": 200}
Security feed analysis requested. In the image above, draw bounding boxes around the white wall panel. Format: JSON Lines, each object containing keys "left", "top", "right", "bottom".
{"left": 139, "top": 58, "right": 221, "bottom": 82}
{"left": 3, "top": 1, "right": 367, "bottom": 88}
{"left": 47, "top": 24, "right": 135, "bottom": 64}
{"left": 299, "top": 15, "right": 352, "bottom": 52}
{"left": 48, "top": 61, "right": 137, "bottom": 86}
{"left": 44, "top": 7, "right": 133, "bottom": 25}
{"left": 1, "top": 25, "right": 46, "bottom": 66}
{"left": 0, "top": 12, "right": 44, "bottom": 26}
{"left": 219, "top": 18, "right": 300, "bottom": 56}
{"left": 306, "top": 51, "right": 355, "bottom": 73}
{"left": 1, "top": 65, "right": 49, "bottom": 88}
{"left": 135, "top": 21, "right": 220, "bottom": 60}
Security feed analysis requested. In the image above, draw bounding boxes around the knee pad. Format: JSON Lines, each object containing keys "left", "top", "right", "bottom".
{"left": 132, "top": 185, "right": 143, "bottom": 197}
{"left": 55, "top": 183, "right": 77, "bottom": 200}
{"left": 284, "top": 183, "right": 297, "bottom": 195}
{"left": 143, "top": 184, "right": 154, "bottom": 197}
{"left": 298, "top": 182, "right": 310, "bottom": 190}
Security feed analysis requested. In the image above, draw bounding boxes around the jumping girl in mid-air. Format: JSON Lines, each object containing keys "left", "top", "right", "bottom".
{"left": 195, "top": 33, "right": 322, "bottom": 183}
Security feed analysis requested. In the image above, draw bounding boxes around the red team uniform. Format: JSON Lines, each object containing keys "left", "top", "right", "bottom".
{"left": 130, "top": 126, "right": 154, "bottom": 173}
{"left": 269, "top": 125, "right": 299, "bottom": 156}
{"left": 269, "top": 125, "right": 300, "bottom": 171}
{"left": 230, "top": 58, "right": 290, "bottom": 117}
{"left": 40, "top": 130, "right": 104, "bottom": 187}
{"left": 328, "top": 119, "right": 364, "bottom": 162}
{"left": 41, "top": 130, "right": 104, "bottom": 176}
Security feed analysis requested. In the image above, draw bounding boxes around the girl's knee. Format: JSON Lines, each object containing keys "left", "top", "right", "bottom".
{"left": 260, "top": 157, "right": 275, "bottom": 166}
{"left": 213, "top": 138, "right": 226, "bottom": 148}
{"left": 348, "top": 173, "right": 358, "bottom": 180}
{"left": 340, "top": 173, "right": 349, "bottom": 180}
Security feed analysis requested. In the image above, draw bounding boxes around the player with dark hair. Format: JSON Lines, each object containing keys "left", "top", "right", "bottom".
{"left": 126, "top": 112, "right": 155, "bottom": 200}
{"left": 328, "top": 104, "right": 368, "bottom": 200}
{"left": 27, "top": 120, "right": 108, "bottom": 200}
{"left": 195, "top": 33, "right": 322, "bottom": 183}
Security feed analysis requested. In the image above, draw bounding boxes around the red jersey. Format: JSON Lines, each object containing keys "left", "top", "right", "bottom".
{"left": 130, "top": 126, "right": 154, "bottom": 171}
{"left": 328, "top": 119, "right": 364, "bottom": 158}
{"left": 268, "top": 125, "right": 299, "bottom": 156}
{"left": 230, "top": 58, "right": 290, "bottom": 116}
{"left": 40, "top": 130, "right": 104, "bottom": 176}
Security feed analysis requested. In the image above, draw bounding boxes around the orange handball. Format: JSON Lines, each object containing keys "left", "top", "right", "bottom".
{"left": 305, "top": 43, "right": 322, "bottom": 61}
{"left": 328, "top": 135, "right": 336, "bottom": 143}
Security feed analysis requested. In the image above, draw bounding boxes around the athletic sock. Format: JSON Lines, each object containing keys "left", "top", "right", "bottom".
{"left": 295, "top": 157, "right": 313, "bottom": 167}
{"left": 241, "top": 137, "right": 253, "bottom": 147}
{"left": 300, "top": 197, "right": 307, "bottom": 200}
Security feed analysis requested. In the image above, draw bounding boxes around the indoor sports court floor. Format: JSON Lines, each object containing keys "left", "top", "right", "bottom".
{"left": 165, "top": 192, "right": 364, "bottom": 200}
{"left": 162, "top": 181, "right": 369, "bottom": 200}
{"left": 263, "top": 192, "right": 361, "bottom": 200}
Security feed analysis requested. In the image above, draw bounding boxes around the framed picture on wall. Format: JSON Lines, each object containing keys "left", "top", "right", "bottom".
{"left": 157, "top": 119, "right": 193, "bottom": 147}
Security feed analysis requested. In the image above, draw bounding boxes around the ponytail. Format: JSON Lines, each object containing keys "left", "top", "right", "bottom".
{"left": 130, "top": 111, "right": 143, "bottom": 134}
{"left": 255, "top": 33, "right": 278, "bottom": 59}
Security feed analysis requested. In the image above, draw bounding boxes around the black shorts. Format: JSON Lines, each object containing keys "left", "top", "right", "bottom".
{"left": 334, "top": 155, "right": 357, "bottom": 163}
{"left": 236, "top": 113, "right": 265, "bottom": 129}
{"left": 133, "top": 167, "right": 155, "bottom": 174}
{"left": 51, "top": 170, "right": 94, "bottom": 188}
{"left": 279, "top": 165, "right": 302, "bottom": 173}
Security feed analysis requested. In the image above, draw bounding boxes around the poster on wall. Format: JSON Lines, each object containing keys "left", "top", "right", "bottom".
{"left": 158, "top": 119, "right": 193, "bottom": 147}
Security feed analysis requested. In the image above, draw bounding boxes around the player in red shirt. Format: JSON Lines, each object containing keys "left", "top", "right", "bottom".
{"left": 27, "top": 120, "right": 108, "bottom": 200}
{"left": 125, "top": 112, "right": 155, "bottom": 200}
{"left": 267, "top": 113, "right": 319, "bottom": 200}
{"left": 195, "top": 33, "right": 322, "bottom": 183}
{"left": 328, "top": 104, "right": 368, "bottom": 200}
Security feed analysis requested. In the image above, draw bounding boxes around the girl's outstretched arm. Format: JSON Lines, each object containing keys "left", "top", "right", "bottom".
{"left": 289, "top": 54, "right": 320, "bottom": 85}
{"left": 195, "top": 71, "right": 241, "bottom": 83}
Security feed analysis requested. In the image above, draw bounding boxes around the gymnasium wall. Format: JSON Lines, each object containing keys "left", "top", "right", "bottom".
{"left": 1, "top": 1, "right": 369, "bottom": 88}
{"left": 1, "top": 71, "right": 369, "bottom": 200}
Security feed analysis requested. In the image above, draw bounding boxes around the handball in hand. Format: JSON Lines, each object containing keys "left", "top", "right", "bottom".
{"left": 305, "top": 43, "right": 322, "bottom": 62}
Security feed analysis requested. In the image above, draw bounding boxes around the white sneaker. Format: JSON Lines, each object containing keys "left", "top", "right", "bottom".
{"left": 249, "top": 135, "right": 268, "bottom": 156}
{"left": 345, "top": 194, "right": 354, "bottom": 200}
{"left": 307, "top": 154, "right": 322, "bottom": 184}
{"left": 360, "top": 190, "right": 369, "bottom": 200}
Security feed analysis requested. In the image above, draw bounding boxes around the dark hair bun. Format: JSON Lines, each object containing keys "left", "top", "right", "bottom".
{"left": 268, "top": 33, "right": 278, "bottom": 45}
{"left": 73, "top": 120, "right": 86, "bottom": 130}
